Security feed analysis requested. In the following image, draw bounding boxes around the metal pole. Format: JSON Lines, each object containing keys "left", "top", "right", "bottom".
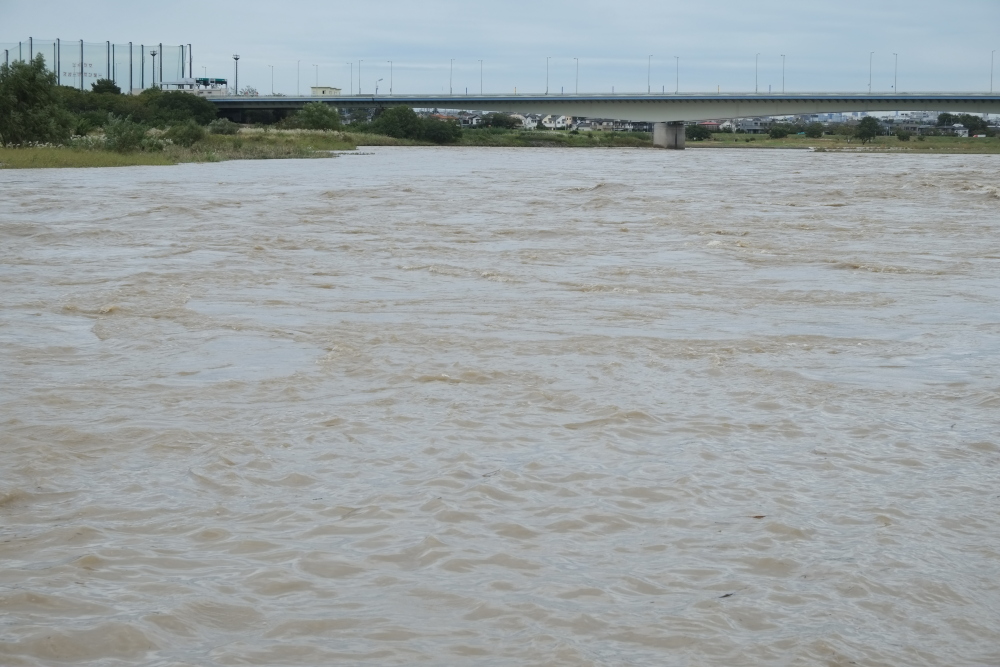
{"left": 129, "top": 42, "right": 132, "bottom": 92}
{"left": 781, "top": 54, "right": 785, "bottom": 93}
{"left": 233, "top": 55, "right": 239, "bottom": 94}
{"left": 755, "top": 53, "right": 759, "bottom": 93}
{"left": 575, "top": 58, "right": 578, "bottom": 94}
{"left": 479, "top": 59, "right": 482, "bottom": 94}
{"left": 189, "top": 45, "right": 192, "bottom": 80}
{"left": 141, "top": 45, "right": 144, "bottom": 89}
{"left": 112, "top": 44, "right": 115, "bottom": 83}
{"left": 57, "top": 39, "right": 60, "bottom": 84}
{"left": 450, "top": 59, "right": 453, "bottom": 95}
{"left": 297, "top": 60, "right": 300, "bottom": 95}
{"left": 4, "top": 50, "right": 7, "bottom": 68}
{"left": 107, "top": 41, "right": 110, "bottom": 79}
{"left": 180, "top": 45, "right": 184, "bottom": 78}
{"left": 29, "top": 37, "right": 32, "bottom": 60}
{"left": 80, "top": 40, "right": 83, "bottom": 91}
{"left": 647, "top": 55, "right": 651, "bottom": 94}
{"left": 159, "top": 43, "right": 162, "bottom": 83}
{"left": 359, "top": 60, "right": 362, "bottom": 94}
{"left": 893, "top": 53, "right": 897, "bottom": 93}
{"left": 546, "top": 56, "right": 550, "bottom": 94}
{"left": 675, "top": 56, "right": 679, "bottom": 94}
{"left": 389, "top": 61, "right": 393, "bottom": 94}
{"left": 53, "top": 42, "right": 56, "bottom": 77}
{"left": 869, "top": 52, "right": 874, "bottom": 94}
{"left": 151, "top": 50, "right": 157, "bottom": 87}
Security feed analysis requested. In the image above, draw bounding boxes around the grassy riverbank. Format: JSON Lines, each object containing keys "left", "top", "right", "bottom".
{"left": 694, "top": 133, "right": 1000, "bottom": 153}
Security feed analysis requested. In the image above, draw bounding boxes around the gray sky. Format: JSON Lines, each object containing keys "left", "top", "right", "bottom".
{"left": 4, "top": 0, "right": 999, "bottom": 96}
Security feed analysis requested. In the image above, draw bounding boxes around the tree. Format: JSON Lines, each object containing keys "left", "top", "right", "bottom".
{"left": 856, "top": 116, "right": 881, "bottom": 144}
{"left": 293, "top": 101, "right": 341, "bottom": 130}
{"left": 0, "top": 54, "right": 74, "bottom": 145}
{"left": 804, "top": 122, "right": 824, "bottom": 138}
{"left": 768, "top": 125, "right": 792, "bottom": 139}
{"left": 370, "top": 106, "right": 421, "bottom": 138}
{"left": 482, "top": 112, "right": 519, "bottom": 129}
{"left": 91, "top": 78, "right": 121, "bottom": 94}
{"left": 686, "top": 124, "right": 713, "bottom": 141}
{"left": 421, "top": 117, "right": 461, "bottom": 144}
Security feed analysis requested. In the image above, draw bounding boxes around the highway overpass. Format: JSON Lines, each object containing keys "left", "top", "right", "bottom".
{"left": 210, "top": 93, "right": 1000, "bottom": 149}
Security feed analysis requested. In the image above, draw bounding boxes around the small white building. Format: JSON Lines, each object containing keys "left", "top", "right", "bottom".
{"left": 311, "top": 86, "right": 342, "bottom": 97}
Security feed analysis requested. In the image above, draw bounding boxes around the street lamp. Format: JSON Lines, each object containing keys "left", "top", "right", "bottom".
{"left": 150, "top": 49, "right": 158, "bottom": 87}
{"left": 450, "top": 58, "right": 454, "bottom": 95}
{"left": 388, "top": 61, "right": 393, "bottom": 94}
{"left": 314, "top": 64, "right": 318, "bottom": 87}
{"left": 574, "top": 57, "right": 579, "bottom": 94}
{"left": 893, "top": 53, "right": 898, "bottom": 93}
{"left": 755, "top": 53, "right": 760, "bottom": 93}
{"left": 647, "top": 55, "right": 652, "bottom": 94}
{"left": 869, "top": 51, "right": 874, "bottom": 94}
{"left": 992, "top": 50, "right": 996, "bottom": 94}
{"left": 478, "top": 59, "right": 483, "bottom": 95}
{"left": 781, "top": 54, "right": 785, "bottom": 93}
{"left": 297, "top": 60, "right": 300, "bottom": 95}
{"left": 675, "top": 56, "right": 679, "bottom": 94}
{"left": 546, "top": 56, "right": 551, "bottom": 95}
{"left": 268, "top": 64, "right": 273, "bottom": 95}
{"left": 376, "top": 78, "right": 383, "bottom": 96}
{"left": 232, "top": 53, "right": 239, "bottom": 95}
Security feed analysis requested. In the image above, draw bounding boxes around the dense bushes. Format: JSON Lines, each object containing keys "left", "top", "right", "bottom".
{"left": 358, "top": 106, "right": 461, "bottom": 144}
{"left": 0, "top": 55, "right": 74, "bottom": 145}
{"left": 208, "top": 118, "right": 240, "bottom": 134}
{"left": 163, "top": 120, "right": 206, "bottom": 147}
{"left": 283, "top": 102, "right": 341, "bottom": 130}
{"left": 104, "top": 115, "right": 152, "bottom": 152}
{"left": 685, "top": 124, "right": 713, "bottom": 141}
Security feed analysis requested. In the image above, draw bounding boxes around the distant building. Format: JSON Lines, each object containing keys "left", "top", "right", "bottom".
{"left": 158, "top": 77, "right": 228, "bottom": 97}
{"left": 311, "top": 86, "right": 341, "bottom": 96}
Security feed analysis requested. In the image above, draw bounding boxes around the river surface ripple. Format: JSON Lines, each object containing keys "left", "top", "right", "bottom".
{"left": 2, "top": 147, "right": 999, "bottom": 666}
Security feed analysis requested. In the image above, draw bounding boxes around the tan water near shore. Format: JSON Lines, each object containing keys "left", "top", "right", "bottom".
{"left": 2, "top": 147, "right": 999, "bottom": 666}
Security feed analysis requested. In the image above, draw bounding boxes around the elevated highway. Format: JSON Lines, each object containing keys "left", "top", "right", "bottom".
{"left": 210, "top": 93, "right": 1000, "bottom": 149}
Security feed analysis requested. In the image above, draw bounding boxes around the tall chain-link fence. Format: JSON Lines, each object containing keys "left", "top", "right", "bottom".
{"left": 1, "top": 38, "right": 192, "bottom": 93}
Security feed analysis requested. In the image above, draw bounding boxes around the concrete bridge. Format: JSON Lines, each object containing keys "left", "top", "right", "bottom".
{"left": 210, "top": 93, "right": 1000, "bottom": 149}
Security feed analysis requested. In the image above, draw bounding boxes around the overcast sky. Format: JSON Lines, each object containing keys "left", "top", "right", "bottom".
{"left": 4, "top": 0, "right": 999, "bottom": 96}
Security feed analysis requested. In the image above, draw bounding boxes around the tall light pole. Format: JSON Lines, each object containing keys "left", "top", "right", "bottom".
{"left": 232, "top": 53, "right": 238, "bottom": 95}
{"left": 388, "top": 61, "right": 393, "bottom": 94}
{"left": 478, "top": 59, "right": 483, "bottom": 94}
{"left": 347, "top": 62, "right": 352, "bottom": 96}
{"left": 359, "top": 60, "right": 362, "bottom": 94}
{"left": 297, "top": 60, "right": 300, "bottom": 95}
{"left": 992, "top": 50, "right": 996, "bottom": 94}
{"left": 675, "top": 56, "right": 679, "bottom": 94}
{"left": 151, "top": 49, "right": 158, "bottom": 87}
{"left": 314, "top": 64, "right": 318, "bottom": 86}
{"left": 574, "top": 57, "right": 579, "bottom": 94}
{"left": 647, "top": 55, "right": 652, "bottom": 94}
{"left": 546, "top": 56, "right": 551, "bottom": 94}
{"left": 755, "top": 53, "right": 760, "bottom": 93}
{"left": 893, "top": 53, "right": 898, "bottom": 93}
{"left": 781, "top": 54, "right": 785, "bottom": 93}
{"left": 268, "top": 64, "right": 273, "bottom": 95}
{"left": 450, "top": 58, "right": 454, "bottom": 95}
{"left": 869, "top": 51, "right": 874, "bottom": 94}
{"left": 376, "top": 78, "right": 383, "bottom": 96}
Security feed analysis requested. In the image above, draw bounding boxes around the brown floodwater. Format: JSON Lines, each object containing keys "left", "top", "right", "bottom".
{"left": 1, "top": 147, "right": 999, "bottom": 666}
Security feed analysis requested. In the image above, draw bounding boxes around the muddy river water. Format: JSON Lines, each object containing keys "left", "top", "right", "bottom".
{"left": 2, "top": 147, "right": 999, "bottom": 666}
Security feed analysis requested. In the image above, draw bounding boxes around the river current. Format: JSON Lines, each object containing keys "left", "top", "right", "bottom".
{"left": 2, "top": 147, "right": 999, "bottom": 666}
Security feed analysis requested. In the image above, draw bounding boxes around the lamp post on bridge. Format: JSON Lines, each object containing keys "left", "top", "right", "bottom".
{"left": 869, "top": 52, "right": 874, "bottom": 94}
{"left": 450, "top": 59, "right": 454, "bottom": 95}
{"left": 893, "top": 53, "right": 898, "bottom": 94}
{"left": 268, "top": 64, "right": 273, "bottom": 95}
{"left": 992, "top": 51, "right": 996, "bottom": 94}
{"left": 388, "top": 61, "right": 393, "bottom": 95}
{"left": 232, "top": 54, "right": 238, "bottom": 95}
{"left": 151, "top": 49, "right": 158, "bottom": 88}
{"left": 781, "top": 54, "right": 785, "bottom": 93}
{"left": 755, "top": 53, "right": 760, "bottom": 93}
{"left": 647, "top": 55, "right": 652, "bottom": 94}
{"left": 574, "top": 57, "right": 579, "bottom": 94}
{"left": 478, "top": 59, "right": 483, "bottom": 95}
{"left": 546, "top": 56, "right": 551, "bottom": 95}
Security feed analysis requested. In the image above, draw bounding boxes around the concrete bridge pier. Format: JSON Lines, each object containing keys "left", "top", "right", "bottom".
{"left": 653, "top": 121, "right": 685, "bottom": 149}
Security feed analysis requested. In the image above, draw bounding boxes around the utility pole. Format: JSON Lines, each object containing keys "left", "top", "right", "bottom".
{"left": 869, "top": 51, "right": 874, "bottom": 94}
{"left": 992, "top": 51, "right": 996, "bottom": 94}
{"left": 151, "top": 49, "right": 158, "bottom": 88}
{"left": 574, "top": 57, "right": 579, "bottom": 94}
{"left": 479, "top": 59, "right": 483, "bottom": 94}
{"left": 546, "top": 56, "right": 551, "bottom": 94}
{"left": 388, "top": 61, "right": 393, "bottom": 94}
{"left": 781, "top": 54, "right": 785, "bottom": 93}
{"left": 648, "top": 55, "right": 652, "bottom": 94}
{"left": 755, "top": 53, "right": 760, "bottom": 93}
{"left": 232, "top": 54, "right": 239, "bottom": 95}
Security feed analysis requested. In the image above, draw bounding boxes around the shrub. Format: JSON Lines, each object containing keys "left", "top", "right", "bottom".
{"left": 369, "top": 106, "right": 421, "bottom": 138}
{"left": 0, "top": 54, "right": 74, "bottom": 145}
{"left": 804, "top": 123, "right": 824, "bottom": 138}
{"left": 768, "top": 125, "right": 791, "bottom": 139}
{"left": 421, "top": 117, "right": 461, "bottom": 144}
{"left": 482, "top": 112, "right": 520, "bottom": 129}
{"left": 164, "top": 120, "right": 206, "bottom": 147}
{"left": 103, "top": 114, "right": 148, "bottom": 152}
{"left": 896, "top": 129, "right": 912, "bottom": 142}
{"left": 686, "top": 124, "right": 713, "bottom": 141}
{"left": 91, "top": 78, "right": 121, "bottom": 94}
{"left": 208, "top": 118, "right": 240, "bottom": 135}
{"left": 291, "top": 101, "right": 342, "bottom": 130}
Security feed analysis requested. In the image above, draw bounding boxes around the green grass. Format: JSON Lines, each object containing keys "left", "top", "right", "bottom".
{"left": 0, "top": 146, "right": 176, "bottom": 169}
{"left": 458, "top": 128, "right": 652, "bottom": 148}
{"left": 692, "top": 133, "right": 1000, "bottom": 153}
